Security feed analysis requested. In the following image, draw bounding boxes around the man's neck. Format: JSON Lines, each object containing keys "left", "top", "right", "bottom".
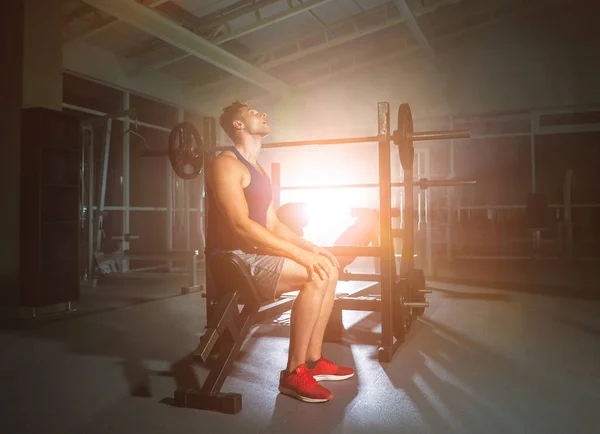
{"left": 233, "top": 135, "right": 262, "bottom": 164}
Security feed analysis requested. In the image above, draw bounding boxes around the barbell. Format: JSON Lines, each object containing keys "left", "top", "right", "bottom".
{"left": 163, "top": 103, "right": 470, "bottom": 180}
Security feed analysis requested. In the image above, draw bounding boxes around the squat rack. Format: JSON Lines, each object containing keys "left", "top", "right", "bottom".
{"left": 155, "top": 101, "right": 473, "bottom": 362}
{"left": 254, "top": 102, "right": 472, "bottom": 360}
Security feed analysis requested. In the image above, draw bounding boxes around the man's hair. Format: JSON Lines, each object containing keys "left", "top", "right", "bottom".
{"left": 219, "top": 100, "right": 249, "bottom": 140}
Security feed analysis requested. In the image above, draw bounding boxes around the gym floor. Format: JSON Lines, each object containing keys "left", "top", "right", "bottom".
{"left": 2, "top": 278, "right": 599, "bottom": 434}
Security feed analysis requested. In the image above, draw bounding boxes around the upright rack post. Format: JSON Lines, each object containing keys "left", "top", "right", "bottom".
{"left": 376, "top": 102, "right": 397, "bottom": 362}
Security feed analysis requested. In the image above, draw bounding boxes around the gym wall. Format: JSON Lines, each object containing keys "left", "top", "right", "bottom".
{"left": 0, "top": 2, "right": 25, "bottom": 304}
{"left": 254, "top": 1, "right": 600, "bottom": 256}
{"left": 62, "top": 73, "right": 207, "bottom": 269}
{"left": 263, "top": 2, "right": 600, "bottom": 137}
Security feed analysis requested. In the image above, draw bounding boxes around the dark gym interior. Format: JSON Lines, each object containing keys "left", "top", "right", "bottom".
{"left": 1, "top": 0, "right": 599, "bottom": 433}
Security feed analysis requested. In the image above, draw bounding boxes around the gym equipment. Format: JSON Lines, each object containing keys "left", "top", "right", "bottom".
{"left": 395, "top": 103, "right": 415, "bottom": 172}
{"left": 526, "top": 192, "right": 549, "bottom": 255}
{"left": 196, "top": 102, "right": 471, "bottom": 351}
{"left": 122, "top": 119, "right": 148, "bottom": 149}
{"left": 159, "top": 103, "right": 470, "bottom": 181}
{"left": 144, "top": 102, "right": 474, "bottom": 413}
{"left": 81, "top": 108, "right": 134, "bottom": 285}
{"left": 168, "top": 122, "right": 204, "bottom": 180}
{"left": 175, "top": 251, "right": 294, "bottom": 414}
{"left": 526, "top": 193, "right": 549, "bottom": 230}
{"left": 80, "top": 110, "right": 203, "bottom": 290}
{"left": 562, "top": 170, "right": 574, "bottom": 262}
{"left": 393, "top": 279, "right": 412, "bottom": 340}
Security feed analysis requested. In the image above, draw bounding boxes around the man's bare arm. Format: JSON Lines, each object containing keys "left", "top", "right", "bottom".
{"left": 266, "top": 203, "right": 318, "bottom": 253}
{"left": 209, "top": 156, "right": 304, "bottom": 260}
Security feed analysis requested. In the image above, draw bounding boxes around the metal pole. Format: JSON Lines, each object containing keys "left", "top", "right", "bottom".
{"left": 278, "top": 180, "right": 475, "bottom": 190}
{"left": 199, "top": 116, "right": 215, "bottom": 259}
{"left": 180, "top": 108, "right": 191, "bottom": 252}
{"left": 446, "top": 117, "right": 455, "bottom": 263}
{"left": 401, "top": 142, "right": 415, "bottom": 274}
{"left": 167, "top": 158, "right": 174, "bottom": 270}
{"left": 564, "top": 169, "right": 573, "bottom": 263}
{"left": 197, "top": 173, "right": 205, "bottom": 256}
{"left": 86, "top": 127, "right": 95, "bottom": 284}
{"left": 184, "top": 179, "right": 191, "bottom": 251}
{"left": 81, "top": 108, "right": 137, "bottom": 127}
{"left": 417, "top": 151, "right": 422, "bottom": 232}
{"left": 392, "top": 143, "right": 402, "bottom": 275}
{"left": 376, "top": 102, "right": 394, "bottom": 360}
{"left": 424, "top": 148, "right": 432, "bottom": 276}
{"left": 449, "top": 116, "right": 456, "bottom": 179}
{"left": 122, "top": 92, "right": 131, "bottom": 272}
{"left": 96, "top": 119, "right": 112, "bottom": 251}
{"left": 531, "top": 118, "right": 536, "bottom": 193}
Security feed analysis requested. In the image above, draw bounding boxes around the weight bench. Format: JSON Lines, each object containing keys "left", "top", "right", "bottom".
{"left": 173, "top": 251, "right": 294, "bottom": 414}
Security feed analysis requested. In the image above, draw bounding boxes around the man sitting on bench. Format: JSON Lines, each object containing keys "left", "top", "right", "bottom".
{"left": 206, "top": 101, "right": 354, "bottom": 404}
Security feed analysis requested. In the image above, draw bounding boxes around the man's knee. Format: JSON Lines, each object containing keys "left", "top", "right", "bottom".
{"left": 324, "top": 266, "right": 338, "bottom": 297}
{"left": 301, "top": 273, "right": 328, "bottom": 294}
{"left": 329, "top": 265, "right": 339, "bottom": 286}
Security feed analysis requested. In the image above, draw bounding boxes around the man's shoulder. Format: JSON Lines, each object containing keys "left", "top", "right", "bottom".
{"left": 209, "top": 151, "right": 244, "bottom": 178}
{"left": 212, "top": 151, "right": 240, "bottom": 168}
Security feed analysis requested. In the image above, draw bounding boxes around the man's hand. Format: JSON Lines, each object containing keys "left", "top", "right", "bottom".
{"left": 294, "top": 250, "right": 334, "bottom": 282}
{"left": 312, "top": 247, "right": 340, "bottom": 269}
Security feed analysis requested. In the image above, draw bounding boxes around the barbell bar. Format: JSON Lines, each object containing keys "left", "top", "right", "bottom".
{"left": 278, "top": 179, "right": 476, "bottom": 191}
{"left": 148, "top": 103, "right": 472, "bottom": 180}
{"left": 403, "top": 302, "right": 429, "bottom": 308}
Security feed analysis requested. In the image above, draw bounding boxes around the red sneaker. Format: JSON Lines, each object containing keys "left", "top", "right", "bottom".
{"left": 306, "top": 357, "right": 355, "bottom": 381}
{"left": 279, "top": 364, "right": 333, "bottom": 403}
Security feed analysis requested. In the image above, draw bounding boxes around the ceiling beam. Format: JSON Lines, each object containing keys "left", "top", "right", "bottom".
{"left": 296, "top": 0, "right": 550, "bottom": 90}
{"left": 137, "top": 0, "right": 334, "bottom": 74}
{"left": 80, "top": 0, "right": 290, "bottom": 95}
{"left": 64, "top": 0, "right": 170, "bottom": 43}
{"left": 192, "top": 0, "right": 462, "bottom": 94}
{"left": 393, "top": 0, "right": 437, "bottom": 63}
{"left": 196, "top": 0, "right": 282, "bottom": 31}
{"left": 62, "top": 40, "right": 207, "bottom": 113}
{"left": 253, "top": 0, "right": 462, "bottom": 69}
{"left": 213, "top": 0, "right": 336, "bottom": 44}
{"left": 222, "top": 0, "right": 551, "bottom": 109}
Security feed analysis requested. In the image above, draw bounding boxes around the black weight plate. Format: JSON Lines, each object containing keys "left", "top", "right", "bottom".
{"left": 168, "top": 122, "right": 204, "bottom": 180}
{"left": 396, "top": 103, "right": 414, "bottom": 171}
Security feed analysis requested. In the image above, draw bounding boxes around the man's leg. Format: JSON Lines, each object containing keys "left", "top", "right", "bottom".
{"left": 275, "top": 260, "right": 329, "bottom": 372}
{"left": 304, "top": 266, "right": 354, "bottom": 382}
{"left": 305, "top": 265, "right": 338, "bottom": 362}
{"left": 276, "top": 262, "right": 353, "bottom": 384}
{"left": 275, "top": 260, "right": 334, "bottom": 403}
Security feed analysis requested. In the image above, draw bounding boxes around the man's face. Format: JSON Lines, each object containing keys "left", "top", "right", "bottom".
{"left": 240, "top": 106, "right": 270, "bottom": 137}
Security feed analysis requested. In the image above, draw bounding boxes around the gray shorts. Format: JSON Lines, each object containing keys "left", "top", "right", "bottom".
{"left": 230, "top": 249, "right": 285, "bottom": 302}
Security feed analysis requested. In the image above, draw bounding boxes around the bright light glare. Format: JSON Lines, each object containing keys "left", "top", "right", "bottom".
{"left": 303, "top": 194, "right": 357, "bottom": 246}
{"left": 278, "top": 157, "right": 376, "bottom": 246}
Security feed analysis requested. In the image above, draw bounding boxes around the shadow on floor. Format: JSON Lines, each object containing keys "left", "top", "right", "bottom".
{"left": 428, "top": 276, "right": 600, "bottom": 300}
{"left": 380, "top": 316, "right": 566, "bottom": 433}
{"left": 432, "top": 287, "right": 516, "bottom": 301}
{"left": 1, "top": 286, "right": 206, "bottom": 404}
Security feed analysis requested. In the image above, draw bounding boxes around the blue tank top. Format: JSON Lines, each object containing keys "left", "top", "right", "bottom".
{"left": 205, "top": 146, "right": 272, "bottom": 254}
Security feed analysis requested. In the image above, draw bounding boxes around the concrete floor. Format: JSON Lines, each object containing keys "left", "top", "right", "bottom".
{"left": 1, "top": 279, "right": 600, "bottom": 434}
